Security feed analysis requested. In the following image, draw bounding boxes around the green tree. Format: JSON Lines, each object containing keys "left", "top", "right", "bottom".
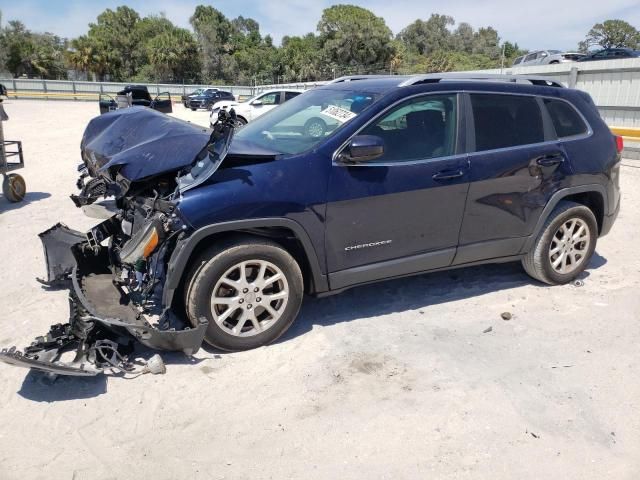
{"left": 145, "top": 28, "right": 201, "bottom": 83}
{"left": 450, "top": 22, "right": 474, "bottom": 53}
{"left": 279, "top": 34, "right": 322, "bottom": 81}
{"left": 397, "top": 14, "right": 454, "bottom": 55}
{"left": 1, "top": 19, "right": 66, "bottom": 78}
{"left": 190, "top": 5, "right": 234, "bottom": 81}
{"left": 86, "top": 6, "right": 141, "bottom": 80}
{"left": 582, "top": 19, "right": 640, "bottom": 50}
{"left": 318, "top": 5, "right": 393, "bottom": 71}
{"left": 472, "top": 27, "right": 501, "bottom": 59}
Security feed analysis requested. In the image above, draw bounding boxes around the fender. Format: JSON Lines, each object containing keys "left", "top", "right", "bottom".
{"left": 162, "top": 217, "right": 329, "bottom": 307}
{"left": 521, "top": 183, "right": 608, "bottom": 253}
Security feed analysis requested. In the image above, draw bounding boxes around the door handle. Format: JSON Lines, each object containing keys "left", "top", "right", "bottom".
{"left": 432, "top": 169, "right": 465, "bottom": 181}
{"left": 536, "top": 153, "right": 565, "bottom": 167}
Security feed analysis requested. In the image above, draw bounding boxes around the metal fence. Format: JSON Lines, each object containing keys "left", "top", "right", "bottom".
{"left": 0, "top": 78, "right": 256, "bottom": 101}
{"left": 258, "top": 58, "right": 640, "bottom": 130}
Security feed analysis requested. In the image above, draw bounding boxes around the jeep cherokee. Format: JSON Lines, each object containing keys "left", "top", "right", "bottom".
{"left": 0, "top": 73, "right": 622, "bottom": 376}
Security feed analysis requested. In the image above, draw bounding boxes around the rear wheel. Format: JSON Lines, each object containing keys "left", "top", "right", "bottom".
{"left": 2, "top": 173, "right": 26, "bottom": 202}
{"left": 304, "top": 117, "right": 327, "bottom": 138}
{"left": 235, "top": 116, "right": 248, "bottom": 126}
{"left": 522, "top": 201, "right": 597, "bottom": 285}
{"left": 184, "top": 237, "right": 304, "bottom": 351}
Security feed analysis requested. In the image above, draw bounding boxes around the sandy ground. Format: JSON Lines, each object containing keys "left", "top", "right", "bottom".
{"left": 0, "top": 100, "right": 639, "bottom": 480}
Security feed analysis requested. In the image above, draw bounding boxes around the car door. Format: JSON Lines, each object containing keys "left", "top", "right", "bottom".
{"left": 455, "top": 92, "right": 568, "bottom": 264}
{"left": 98, "top": 94, "right": 116, "bottom": 114}
{"left": 249, "top": 92, "right": 280, "bottom": 120}
{"left": 325, "top": 93, "right": 470, "bottom": 289}
{"left": 151, "top": 92, "right": 173, "bottom": 114}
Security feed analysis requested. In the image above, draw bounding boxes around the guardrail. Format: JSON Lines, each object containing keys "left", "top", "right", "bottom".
{"left": 0, "top": 78, "right": 256, "bottom": 101}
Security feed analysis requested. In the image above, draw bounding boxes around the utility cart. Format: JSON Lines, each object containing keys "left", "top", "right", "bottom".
{"left": 0, "top": 85, "right": 26, "bottom": 203}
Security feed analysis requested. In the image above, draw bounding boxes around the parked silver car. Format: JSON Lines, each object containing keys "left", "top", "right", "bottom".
{"left": 513, "top": 50, "right": 585, "bottom": 66}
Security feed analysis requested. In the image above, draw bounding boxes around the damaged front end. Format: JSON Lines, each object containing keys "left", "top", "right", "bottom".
{"left": 0, "top": 108, "right": 237, "bottom": 377}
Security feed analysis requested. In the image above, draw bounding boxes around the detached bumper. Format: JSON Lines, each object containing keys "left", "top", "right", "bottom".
{"left": 0, "top": 224, "right": 208, "bottom": 377}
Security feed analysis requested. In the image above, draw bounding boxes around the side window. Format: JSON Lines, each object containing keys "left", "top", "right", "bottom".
{"left": 360, "top": 94, "right": 457, "bottom": 162}
{"left": 513, "top": 57, "right": 523, "bottom": 65}
{"left": 257, "top": 92, "right": 279, "bottom": 105}
{"left": 543, "top": 98, "right": 588, "bottom": 138}
{"left": 284, "top": 91, "right": 300, "bottom": 101}
{"left": 524, "top": 53, "right": 537, "bottom": 63}
{"left": 470, "top": 94, "right": 545, "bottom": 151}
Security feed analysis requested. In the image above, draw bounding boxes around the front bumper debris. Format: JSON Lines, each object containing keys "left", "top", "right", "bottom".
{"left": 1, "top": 223, "right": 208, "bottom": 377}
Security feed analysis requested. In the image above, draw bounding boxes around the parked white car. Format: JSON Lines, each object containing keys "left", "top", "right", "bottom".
{"left": 513, "top": 50, "right": 585, "bottom": 66}
{"left": 209, "top": 89, "right": 302, "bottom": 127}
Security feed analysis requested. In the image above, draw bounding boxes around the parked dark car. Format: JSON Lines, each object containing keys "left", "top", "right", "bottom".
{"left": 577, "top": 48, "right": 640, "bottom": 62}
{"left": 186, "top": 88, "right": 235, "bottom": 110}
{"left": 0, "top": 73, "right": 622, "bottom": 377}
{"left": 98, "top": 85, "right": 172, "bottom": 114}
{"left": 0, "top": 83, "right": 7, "bottom": 97}
{"left": 181, "top": 88, "right": 208, "bottom": 107}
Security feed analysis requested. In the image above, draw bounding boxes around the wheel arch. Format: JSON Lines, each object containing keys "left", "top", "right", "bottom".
{"left": 522, "top": 184, "right": 607, "bottom": 253}
{"left": 162, "top": 218, "right": 328, "bottom": 309}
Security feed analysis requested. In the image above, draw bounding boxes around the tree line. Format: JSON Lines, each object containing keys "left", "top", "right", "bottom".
{"left": 0, "top": 5, "right": 638, "bottom": 85}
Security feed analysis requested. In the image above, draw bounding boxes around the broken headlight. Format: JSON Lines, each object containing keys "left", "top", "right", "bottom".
{"left": 119, "top": 218, "right": 163, "bottom": 264}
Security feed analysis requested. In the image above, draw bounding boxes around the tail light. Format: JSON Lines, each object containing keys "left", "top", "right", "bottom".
{"left": 615, "top": 135, "right": 624, "bottom": 154}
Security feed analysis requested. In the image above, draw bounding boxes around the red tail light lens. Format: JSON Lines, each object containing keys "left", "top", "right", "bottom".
{"left": 615, "top": 135, "right": 624, "bottom": 154}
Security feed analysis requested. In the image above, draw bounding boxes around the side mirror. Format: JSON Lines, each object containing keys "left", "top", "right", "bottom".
{"left": 251, "top": 100, "right": 263, "bottom": 106}
{"left": 339, "top": 135, "right": 384, "bottom": 163}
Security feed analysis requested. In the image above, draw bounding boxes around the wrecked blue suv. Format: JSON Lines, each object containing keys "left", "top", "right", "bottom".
{"left": 0, "top": 74, "right": 622, "bottom": 376}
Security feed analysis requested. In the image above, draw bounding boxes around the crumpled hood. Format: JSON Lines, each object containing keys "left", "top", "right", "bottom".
{"left": 81, "top": 107, "right": 211, "bottom": 181}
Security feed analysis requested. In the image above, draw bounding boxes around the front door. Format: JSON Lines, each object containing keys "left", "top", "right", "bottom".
{"left": 151, "top": 92, "right": 173, "bottom": 114}
{"left": 325, "top": 93, "right": 470, "bottom": 289}
{"left": 249, "top": 91, "right": 280, "bottom": 120}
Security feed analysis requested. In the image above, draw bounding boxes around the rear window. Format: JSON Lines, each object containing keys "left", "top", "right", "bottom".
{"left": 470, "top": 94, "right": 545, "bottom": 152}
{"left": 543, "top": 98, "right": 588, "bottom": 138}
{"left": 285, "top": 91, "right": 301, "bottom": 101}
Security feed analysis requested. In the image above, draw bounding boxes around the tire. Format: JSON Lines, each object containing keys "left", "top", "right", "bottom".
{"left": 190, "top": 107, "right": 197, "bottom": 111}
{"left": 235, "top": 116, "right": 248, "bottom": 126}
{"left": 184, "top": 236, "right": 304, "bottom": 351}
{"left": 304, "top": 117, "right": 327, "bottom": 138}
{"left": 2, "top": 173, "right": 26, "bottom": 202}
{"left": 522, "top": 201, "right": 597, "bottom": 285}
{"left": 549, "top": 60, "right": 560, "bottom": 64}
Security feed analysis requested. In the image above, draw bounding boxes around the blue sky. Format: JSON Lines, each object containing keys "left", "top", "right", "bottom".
{"left": 0, "top": 0, "right": 639, "bottom": 50}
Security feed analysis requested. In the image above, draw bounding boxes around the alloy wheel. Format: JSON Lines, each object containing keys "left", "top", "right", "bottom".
{"left": 548, "top": 218, "right": 591, "bottom": 274}
{"left": 210, "top": 260, "right": 289, "bottom": 337}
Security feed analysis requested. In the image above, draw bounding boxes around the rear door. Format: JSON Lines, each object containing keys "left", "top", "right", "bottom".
{"left": 325, "top": 93, "right": 470, "bottom": 289}
{"left": 455, "top": 92, "right": 568, "bottom": 264}
{"left": 152, "top": 92, "right": 173, "bottom": 114}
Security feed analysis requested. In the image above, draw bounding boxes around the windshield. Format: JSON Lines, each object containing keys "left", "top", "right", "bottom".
{"left": 234, "top": 87, "right": 380, "bottom": 155}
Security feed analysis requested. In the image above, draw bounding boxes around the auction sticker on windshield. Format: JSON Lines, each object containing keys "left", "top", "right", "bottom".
{"left": 320, "top": 105, "right": 357, "bottom": 123}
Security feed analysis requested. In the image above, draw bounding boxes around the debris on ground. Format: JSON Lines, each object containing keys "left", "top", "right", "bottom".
{"left": 501, "top": 312, "right": 512, "bottom": 321}
{"left": 573, "top": 279, "right": 585, "bottom": 287}
{"left": 483, "top": 326, "right": 493, "bottom": 333}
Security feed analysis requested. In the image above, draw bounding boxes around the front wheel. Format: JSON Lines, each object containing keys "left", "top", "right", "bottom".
{"left": 184, "top": 237, "right": 304, "bottom": 351}
{"left": 522, "top": 201, "right": 597, "bottom": 285}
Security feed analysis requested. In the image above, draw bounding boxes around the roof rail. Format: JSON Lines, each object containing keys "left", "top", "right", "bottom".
{"left": 328, "top": 75, "right": 398, "bottom": 84}
{"left": 399, "top": 73, "right": 565, "bottom": 88}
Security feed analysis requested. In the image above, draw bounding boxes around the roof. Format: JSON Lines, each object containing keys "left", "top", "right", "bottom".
{"left": 320, "top": 73, "right": 565, "bottom": 92}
